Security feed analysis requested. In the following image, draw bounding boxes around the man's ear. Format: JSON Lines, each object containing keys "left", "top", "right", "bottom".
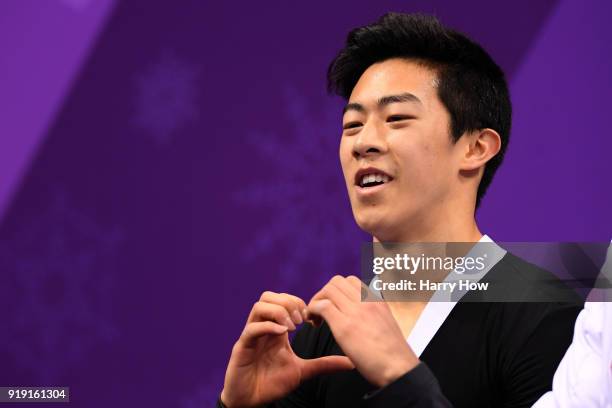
{"left": 460, "top": 128, "right": 501, "bottom": 171}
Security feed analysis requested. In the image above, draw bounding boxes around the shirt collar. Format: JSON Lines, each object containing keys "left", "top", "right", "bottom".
{"left": 367, "top": 234, "right": 507, "bottom": 357}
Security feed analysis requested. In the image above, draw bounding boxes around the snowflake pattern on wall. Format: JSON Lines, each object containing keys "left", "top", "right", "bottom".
{"left": 132, "top": 50, "right": 200, "bottom": 145}
{"left": 0, "top": 191, "right": 124, "bottom": 382}
{"left": 235, "top": 86, "right": 361, "bottom": 290}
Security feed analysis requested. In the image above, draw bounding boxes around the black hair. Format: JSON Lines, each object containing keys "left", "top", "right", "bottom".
{"left": 327, "top": 12, "right": 512, "bottom": 208}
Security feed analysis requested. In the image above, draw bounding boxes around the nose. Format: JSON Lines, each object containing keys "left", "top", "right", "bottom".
{"left": 352, "top": 122, "right": 387, "bottom": 159}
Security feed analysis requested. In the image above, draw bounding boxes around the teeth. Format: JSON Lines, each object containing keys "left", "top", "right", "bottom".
{"left": 360, "top": 173, "right": 390, "bottom": 186}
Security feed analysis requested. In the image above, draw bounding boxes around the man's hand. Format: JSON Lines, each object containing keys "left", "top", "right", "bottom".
{"left": 308, "top": 275, "right": 419, "bottom": 388}
{"left": 220, "top": 291, "right": 354, "bottom": 408}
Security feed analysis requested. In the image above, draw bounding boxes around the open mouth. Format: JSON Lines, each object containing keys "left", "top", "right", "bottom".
{"left": 358, "top": 173, "right": 391, "bottom": 188}
{"left": 355, "top": 168, "right": 394, "bottom": 189}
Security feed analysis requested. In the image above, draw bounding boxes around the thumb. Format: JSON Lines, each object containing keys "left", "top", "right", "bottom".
{"left": 300, "top": 355, "right": 354, "bottom": 380}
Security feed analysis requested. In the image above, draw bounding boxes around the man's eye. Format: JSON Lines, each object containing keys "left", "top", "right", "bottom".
{"left": 387, "top": 115, "right": 413, "bottom": 122}
{"left": 343, "top": 122, "right": 362, "bottom": 130}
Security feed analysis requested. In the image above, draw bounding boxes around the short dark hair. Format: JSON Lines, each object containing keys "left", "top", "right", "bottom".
{"left": 327, "top": 12, "right": 512, "bottom": 208}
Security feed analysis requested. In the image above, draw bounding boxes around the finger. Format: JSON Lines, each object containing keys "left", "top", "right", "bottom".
{"left": 239, "top": 321, "right": 288, "bottom": 348}
{"left": 300, "top": 355, "right": 354, "bottom": 380}
{"left": 331, "top": 275, "right": 361, "bottom": 302}
{"left": 248, "top": 301, "right": 297, "bottom": 330}
{"left": 259, "top": 291, "right": 308, "bottom": 324}
{"left": 307, "top": 313, "right": 323, "bottom": 328}
{"left": 308, "top": 299, "right": 345, "bottom": 332}
{"left": 310, "top": 277, "right": 352, "bottom": 312}
{"left": 346, "top": 275, "right": 366, "bottom": 296}
{"left": 358, "top": 278, "right": 381, "bottom": 302}
{"left": 345, "top": 275, "right": 380, "bottom": 302}
{"left": 306, "top": 290, "right": 344, "bottom": 328}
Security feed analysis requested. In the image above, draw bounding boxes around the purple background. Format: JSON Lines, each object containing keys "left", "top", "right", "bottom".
{"left": 0, "top": 0, "right": 610, "bottom": 406}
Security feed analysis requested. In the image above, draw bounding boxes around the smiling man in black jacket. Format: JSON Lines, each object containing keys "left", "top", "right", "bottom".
{"left": 217, "top": 13, "right": 582, "bottom": 408}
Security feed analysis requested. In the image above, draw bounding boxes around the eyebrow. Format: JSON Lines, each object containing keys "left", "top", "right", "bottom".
{"left": 342, "top": 92, "right": 423, "bottom": 115}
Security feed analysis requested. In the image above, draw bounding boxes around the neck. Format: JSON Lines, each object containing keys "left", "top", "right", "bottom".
{"left": 369, "top": 196, "right": 484, "bottom": 302}
{"left": 373, "top": 198, "right": 483, "bottom": 320}
{"left": 373, "top": 196, "right": 482, "bottom": 243}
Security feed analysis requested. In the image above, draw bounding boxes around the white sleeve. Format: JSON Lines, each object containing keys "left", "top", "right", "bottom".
{"left": 533, "top": 242, "right": 612, "bottom": 408}
{"left": 533, "top": 302, "right": 611, "bottom": 408}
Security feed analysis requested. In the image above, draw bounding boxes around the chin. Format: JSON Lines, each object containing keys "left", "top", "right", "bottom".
{"left": 353, "top": 204, "right": 420, "bottom": 242}
{"left": 353, "top": 208, "right": 394, "bottom": 239}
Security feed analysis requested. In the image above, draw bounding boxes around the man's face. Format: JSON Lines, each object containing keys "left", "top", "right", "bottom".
{"left": 339, "top": 58, "right": 461, "bottom": 240}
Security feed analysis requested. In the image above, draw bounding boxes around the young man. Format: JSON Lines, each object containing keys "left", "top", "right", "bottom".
{"left": 218, "top": 13, "right": 582, "bottom": 407}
